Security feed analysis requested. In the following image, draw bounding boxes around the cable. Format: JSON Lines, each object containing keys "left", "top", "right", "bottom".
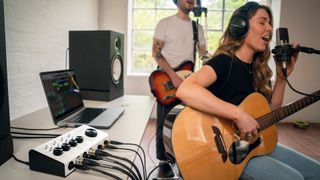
{"left": 109, "top": 140, "right": 146, "bottom": 179}
{"left": 12, "top": 136, "right": 58, "bottom": 139}
{"left": 74, "top": 164, "right": 122, "bottom": 180}
{"left": 99, "top": 163, "right": 137, "bottom": 180}
{"left": 10, "top": 125, "right": 67, "bottom": 131}
{"left": 65, "top": 47, "right": 69, "bottom": 69}
{"left": 76, "top": 157, "right": 136, "bottom": 180}
{"left": 89, "top": 167, "right": 122, "bottom": 180}
{"left": 92, "top": 149, "right": 142, "bottom": 180}
{"left": 146, "top": 132, "right": 157, "bottom": 166}
{"left": 101, "top": 157, "right": 139, "bottom": 180}
{"left": 104, "top": 144, "right": 145, "bottom": 179}
{"left": 282, "top": 68, "right": 320, "bottom": 98}
{"left": 10, "top": 132, "right": 61, "bottom": 136}
{"left": 12, "top": 154, "right": 29, "bottom": 166}
{"left": 146, "top": 161, "right": 170, "bottom": 180}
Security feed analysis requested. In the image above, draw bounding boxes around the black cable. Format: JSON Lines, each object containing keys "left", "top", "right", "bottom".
{"left": 65, "top": 47, "right": 69, "bottom": 69}
{"left": 146, "top": 161, "right": 170, "bottom": 180}
{"left": 146, "top": 132, "right": 157, "bottom": 166}
{"left": 12, "top": 136, "right": 57, "bottom": 139}
{"left": 89, "top": 167, "right": 122, "bottom": 180}
{"left": 99, "top": 163, "right": 137, "bottom": 180}
{"left": 101, "top": 157, "right": 139, "bottom": 180}
{"left": 12, "top": 154, "right": 29, "bottom": 166}
{"left": 10, "top": 126, "right": 67, "bottom": 131}
{"left": 109, "top": 140, "right": 146, "bottom": 179}
{"left": 78, "top": 157, "right": 136, "bottom": 180}
{"left": 11, "top": 131, "right": 61, "bottom": 136}
{"left": 104, "top": 144, "right": 145, "bottom": 179}
{"left": 282, "top": 68, "right": 320, "bottom": 98}
{"left": 74, "top": 164, "right": 122, "bottom": 180}
{"left": 94, "top": 149, "right": 142, "bottom": 180}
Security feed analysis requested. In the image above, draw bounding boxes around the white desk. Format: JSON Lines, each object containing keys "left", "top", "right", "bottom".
{"left": 0, "top": 95, "right": 155, "bottom": 180}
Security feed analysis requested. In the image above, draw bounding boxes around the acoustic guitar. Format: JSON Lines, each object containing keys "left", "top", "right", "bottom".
{"left": 163, "top": 90, "right": 320, "bottom": 180}
{"left": 148, "top": 61, "right": 194, "bottom": 106}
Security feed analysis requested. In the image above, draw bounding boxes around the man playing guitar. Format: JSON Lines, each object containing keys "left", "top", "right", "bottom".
{"left": 151, "top": 0, "right": 206, "bottom": 178}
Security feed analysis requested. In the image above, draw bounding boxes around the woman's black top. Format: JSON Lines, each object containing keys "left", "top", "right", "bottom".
{"left": 205, "top": 54, "right": 255, "bottom": 105}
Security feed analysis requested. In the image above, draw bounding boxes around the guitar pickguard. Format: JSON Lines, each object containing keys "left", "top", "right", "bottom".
{"left": 229, "top": 138, "right": 261, "bottom": 164}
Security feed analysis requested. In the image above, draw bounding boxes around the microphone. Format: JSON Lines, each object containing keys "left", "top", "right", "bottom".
{"left": 271, "top": 28, "right": 296, "bottom": 76}
{"left": 272, "top": 28, "right": 320, "bottom": 76}
{"left": 193, "top": 0, "right": 207, "bottom": 17}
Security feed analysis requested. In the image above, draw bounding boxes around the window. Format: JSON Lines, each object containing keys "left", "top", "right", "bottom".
{"left": 128, "top": 0, "right": 269, "bottom": 76}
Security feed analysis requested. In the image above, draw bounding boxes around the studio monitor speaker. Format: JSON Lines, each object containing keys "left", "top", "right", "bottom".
{"left": 0, "top": 0, "right": 13, "bottom": 166}
{"left": 69, "top": 30, "right": 124, "bottom": 101}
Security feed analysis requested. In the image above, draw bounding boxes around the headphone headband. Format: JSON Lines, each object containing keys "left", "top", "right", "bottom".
{"left": 229, "top": 2, "right": 260, "bottom": 39}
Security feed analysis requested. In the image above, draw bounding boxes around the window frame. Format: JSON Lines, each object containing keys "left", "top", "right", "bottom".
{"left": 127, "top": 0, "right": 278, "bottom": 77}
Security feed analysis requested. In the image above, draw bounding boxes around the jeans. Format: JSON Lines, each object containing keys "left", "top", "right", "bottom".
{"left": 240, "top": 144, "right": 320, "bottom": 180}
{"left": 156, "top": 102, "right": 179, "bottom": 160}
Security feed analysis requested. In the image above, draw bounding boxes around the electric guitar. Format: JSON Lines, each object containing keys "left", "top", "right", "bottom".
{"left": 148, "top": 61, "right": 194, "bottom": 106}
{"left": 163, "top": 90, "right": 320, "bottom": 180}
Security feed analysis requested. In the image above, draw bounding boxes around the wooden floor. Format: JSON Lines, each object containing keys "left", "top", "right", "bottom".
{"left": 138, "top": 119, "right": 320, "bottom": 179}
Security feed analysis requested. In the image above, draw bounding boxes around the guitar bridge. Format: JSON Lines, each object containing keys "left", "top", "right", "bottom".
{"left": 212, "top": 126, "right": 227, "bottom": 163}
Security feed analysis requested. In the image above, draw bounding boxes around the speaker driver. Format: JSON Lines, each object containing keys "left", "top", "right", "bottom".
{"left": 111, "top": 54, "right": 123, "bottom": 85}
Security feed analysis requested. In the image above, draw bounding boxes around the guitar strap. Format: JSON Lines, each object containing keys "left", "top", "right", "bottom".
{"left": 192, "top": 20, "right": 198, "bottom": 64}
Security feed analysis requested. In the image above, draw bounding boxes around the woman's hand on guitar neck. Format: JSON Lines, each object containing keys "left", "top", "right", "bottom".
{"left": 233, "top": 107, "right": 259, "bottom": 139}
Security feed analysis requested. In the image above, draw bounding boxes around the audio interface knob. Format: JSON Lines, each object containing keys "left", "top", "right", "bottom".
{"left": 53, "top": 147, "right": 63, "bottom": 156}
{"left": 61, "top": 143, "right": 71, "bottom": 151}
{"left": 69, "top": 139, "right": 78, "bottom": 147}
{"left": 85, "top": 128, "right": 97, "bottom": 137}
{"left": 76, "top": 136, "right": 84, "bottom": 143}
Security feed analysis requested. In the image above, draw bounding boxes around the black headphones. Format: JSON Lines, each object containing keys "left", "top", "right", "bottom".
{"left": 229, "top": 2, "right": 260, "bottom": 39}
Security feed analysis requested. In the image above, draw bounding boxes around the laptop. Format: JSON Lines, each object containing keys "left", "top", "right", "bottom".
{"left": 39, "top": 69, "right": 124, "bottom": 129}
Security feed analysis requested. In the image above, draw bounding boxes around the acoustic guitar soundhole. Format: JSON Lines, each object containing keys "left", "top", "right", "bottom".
{"left": 229, "top": 138, "right": 261, "bottom": 164}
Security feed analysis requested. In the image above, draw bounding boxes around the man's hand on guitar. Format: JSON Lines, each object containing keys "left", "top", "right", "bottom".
{"left": 171, "top": 74, "right": 183, "bottom": 89}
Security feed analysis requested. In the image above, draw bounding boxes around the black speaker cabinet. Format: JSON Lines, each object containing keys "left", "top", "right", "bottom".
{"left": 69, "top": 30, "right": 124, "bottom": 101}
{"left": 0, "top": 0, "right": 13, "bottom": 166}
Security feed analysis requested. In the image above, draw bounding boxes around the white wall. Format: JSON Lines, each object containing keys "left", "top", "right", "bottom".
{"left": 4, "top": 0, "right": 99, "bottom": 119}
{"left": 98, "top": 0, "right": 152, "bottom": 97}
{"left": 279, "top": 0, "right": 320, "bottom": 122}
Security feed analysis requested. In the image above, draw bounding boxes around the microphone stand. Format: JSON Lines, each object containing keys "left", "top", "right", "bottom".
{"left": 192, "top": 6, "right": 208, "bottom": 70}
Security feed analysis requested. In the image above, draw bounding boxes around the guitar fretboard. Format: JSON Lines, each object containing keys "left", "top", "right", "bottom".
{"left": 257, "top": 90, "right": 320, "bottom": 131}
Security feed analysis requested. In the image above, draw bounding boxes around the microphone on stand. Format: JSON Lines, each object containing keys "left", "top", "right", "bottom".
{"left": 193, "top": 0, "right": 207, "bottom": 17}
{"left": 272, "top": 27, "right": 320, "bottom": 77}
{"left": 271, "top": 28, "right": 295, "bottom": 77}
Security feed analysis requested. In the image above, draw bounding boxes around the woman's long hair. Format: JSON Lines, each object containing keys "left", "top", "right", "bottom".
{"left": 214, "top": 5, "right": 273, "bottom": 101}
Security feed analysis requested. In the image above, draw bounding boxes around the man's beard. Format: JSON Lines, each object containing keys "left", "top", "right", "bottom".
{"left": 180, "top": 6, "right": 193, "bottom": 15}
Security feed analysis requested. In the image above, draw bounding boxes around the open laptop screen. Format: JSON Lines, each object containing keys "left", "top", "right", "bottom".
{"left": 40, "top": 70, "right": 83, "bottom": 122}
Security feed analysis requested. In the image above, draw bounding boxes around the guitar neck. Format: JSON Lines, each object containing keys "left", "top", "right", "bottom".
{"left": 257, "top": 90, "right": 320, "bottom": 131}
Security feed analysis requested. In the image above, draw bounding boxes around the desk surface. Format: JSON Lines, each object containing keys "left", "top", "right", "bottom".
{"left": 0, "top": 95, "right": 155, "bottom": 180}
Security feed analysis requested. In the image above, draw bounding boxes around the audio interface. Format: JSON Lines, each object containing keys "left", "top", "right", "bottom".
{"left": 29, "top": 125, "right": 109, "bottom": 177}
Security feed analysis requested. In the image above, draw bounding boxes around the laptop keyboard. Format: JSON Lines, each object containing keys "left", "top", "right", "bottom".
{"left": 69, "top": 108, "right": 106, "bottom": 123}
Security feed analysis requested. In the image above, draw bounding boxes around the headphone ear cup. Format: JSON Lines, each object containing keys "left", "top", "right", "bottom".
{"left": 229, "top": 14, "right": 249, "bottom": 39}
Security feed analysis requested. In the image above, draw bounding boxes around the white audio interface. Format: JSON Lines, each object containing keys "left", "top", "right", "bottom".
{"left": 29, "top": 125, "right": 109, "bottom": 177}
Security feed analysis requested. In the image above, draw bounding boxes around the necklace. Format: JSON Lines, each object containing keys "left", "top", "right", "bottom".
{"left": 239, "top": 60, "right": 253, "bottom": 74}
